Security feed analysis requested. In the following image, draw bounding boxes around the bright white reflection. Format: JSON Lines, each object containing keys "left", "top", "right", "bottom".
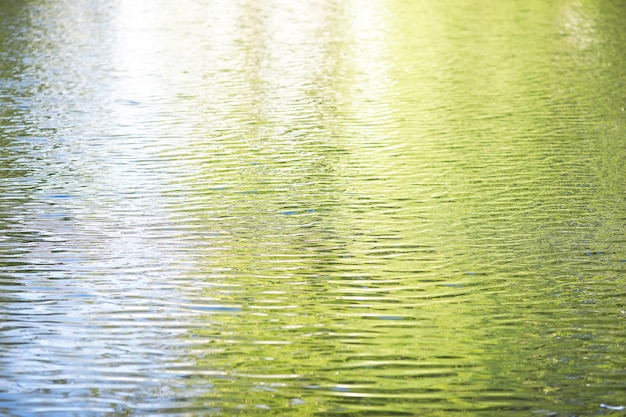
{"left": 559, "top": 1, "right": 597, "bottom": 51}
{"left": 338, "top": 0, "right": 396, "bottom": 180}
{"left": 112, "top": 0, "right": 163, "bottom": 119}
{"left": 343, "top": 0, "right": 394, "bottom": 125}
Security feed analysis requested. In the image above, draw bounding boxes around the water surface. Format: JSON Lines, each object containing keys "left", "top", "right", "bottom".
{"left": 1, "top": 0, "right": 625, "bottom": 415}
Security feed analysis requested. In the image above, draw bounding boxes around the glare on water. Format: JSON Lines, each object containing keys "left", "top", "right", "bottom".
{"left": 0, "top": 0, "right": 625, "bottom": 416}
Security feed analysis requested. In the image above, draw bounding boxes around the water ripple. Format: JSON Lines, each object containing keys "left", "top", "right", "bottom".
{"left": 0, "top": 0, "right": 625, "bottom": 415}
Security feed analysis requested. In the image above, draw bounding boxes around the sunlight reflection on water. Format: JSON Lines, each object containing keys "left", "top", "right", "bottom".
{"left": 0, "top": 0, "right": 625, "bottom": 416}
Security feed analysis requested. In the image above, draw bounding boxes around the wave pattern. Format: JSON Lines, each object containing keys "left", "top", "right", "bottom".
{"left": 0, "top": 0, "right": 625, "bottom": 416}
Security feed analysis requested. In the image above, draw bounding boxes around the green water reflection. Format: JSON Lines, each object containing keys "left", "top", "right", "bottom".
{"left": 160, "top": 0, "right": 626, "bottom": 414}
{"left": 0, "top": 0, "right": 624, "bottom": 415}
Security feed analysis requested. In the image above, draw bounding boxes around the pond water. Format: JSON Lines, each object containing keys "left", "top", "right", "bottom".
{"left": 1, "top": 0, "right": 625, "bottom": 416}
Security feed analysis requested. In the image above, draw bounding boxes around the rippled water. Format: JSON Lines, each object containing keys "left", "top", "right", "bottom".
{"left": 1, "top": 0, "right": 625, "bottom": 416}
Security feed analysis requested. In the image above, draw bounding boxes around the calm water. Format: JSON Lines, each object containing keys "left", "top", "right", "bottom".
{"left": 1, "top": 0, "right": 625, "bottom": 416}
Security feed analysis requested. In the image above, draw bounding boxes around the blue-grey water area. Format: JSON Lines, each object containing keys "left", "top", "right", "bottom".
{"left": 1, "top": 0, "right": 625, "bottom": 416}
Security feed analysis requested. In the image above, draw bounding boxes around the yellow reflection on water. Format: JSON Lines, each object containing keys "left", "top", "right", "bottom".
{"left": 53, "top": 0, "right": 626, "bottom": 414}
